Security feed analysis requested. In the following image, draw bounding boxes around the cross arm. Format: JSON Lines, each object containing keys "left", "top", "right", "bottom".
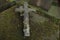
{"left": 15, "top": 6, "right": 24, "bottom": 13}
{"left": 28, "top": 8, "right": 36, "bottom": 12}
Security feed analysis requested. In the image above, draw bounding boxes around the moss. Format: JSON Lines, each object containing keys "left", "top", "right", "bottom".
{"left": 0, "top": 1, "right": 59, "bottom": 40}
{"left": 0, "top": 6, "right": 24, "bottom": 40}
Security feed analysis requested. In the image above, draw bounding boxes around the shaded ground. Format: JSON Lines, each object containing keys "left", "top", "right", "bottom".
{"left": 0, "top": 6, "right": 24, "bottom": 40}
{"left": 29, "top": 12, "right": 59, "bottom": 40}
{"left": 0, "top": 3, "right": 59, "bottom": 40}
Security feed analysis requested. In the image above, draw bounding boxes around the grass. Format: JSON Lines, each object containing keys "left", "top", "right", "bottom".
{"left": 0, "top": 1, "right": 59, "bottom": 40}
{"left": 0, "top": 6, "right": 24, "bottom": 40}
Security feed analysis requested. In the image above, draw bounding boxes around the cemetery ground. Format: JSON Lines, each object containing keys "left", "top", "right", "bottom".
{"left": 0, "top": 3, "right": 60, "bottom": 40}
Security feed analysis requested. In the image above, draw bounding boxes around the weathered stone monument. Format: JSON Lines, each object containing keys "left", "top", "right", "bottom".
{"left": 15, "top": 2, "right": 36, "bottom": 37}
{"left": 29, "top": 0, "right": 53, "bottom": 10}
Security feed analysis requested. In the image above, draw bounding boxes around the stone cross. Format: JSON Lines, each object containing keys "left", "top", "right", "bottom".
{"left": 15, "top": 2, "right": 36, "bottom": 37}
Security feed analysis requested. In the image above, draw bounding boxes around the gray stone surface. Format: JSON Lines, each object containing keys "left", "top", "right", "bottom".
{"left": 29, "top": 0, "right": 53, "bottom": 10}
{"left": 48, "top": 5, "right": 60, "bottom": 19}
